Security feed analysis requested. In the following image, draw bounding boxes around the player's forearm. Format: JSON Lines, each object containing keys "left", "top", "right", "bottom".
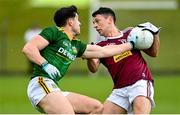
{"left": 22, "top": 43, "right": 46, "bottom": 66}
{"left": 144, "top": 34, "right": 160, "bottom": 57}
{"left": 103, "top": 42, "right": 133, "bottom": 57}
{"left": 83, "top": 42, "right": 132, "bottom": 58}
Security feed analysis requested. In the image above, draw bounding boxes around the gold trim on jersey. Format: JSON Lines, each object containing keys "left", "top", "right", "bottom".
{"left": 38, "top": 77, "right": 50, "bottom": 94}
{"left": 56, "top": 53, "right": 72, "bottom": 63}
{"left": 113, "top": 51, "right": 132, "bottom": 63}
{"left": 57, "top": 27, "right": 64, "bottom": 31}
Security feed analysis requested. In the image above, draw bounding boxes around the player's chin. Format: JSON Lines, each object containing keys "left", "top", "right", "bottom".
{"left": 99, "top": 32, "right": 105, "bottom": 36}
{"left": 75, "top": 31, "right": 80, "bottom": 36}
{"left": 77, "top": 31, "right": 81, "bottom": 34}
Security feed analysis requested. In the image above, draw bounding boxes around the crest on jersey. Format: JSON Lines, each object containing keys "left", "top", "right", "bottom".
{"left": 63, "top": 41, "right": 68, "bottom": 47}
{"left": 72, "top": 46, "right": 78, "bottom": 54}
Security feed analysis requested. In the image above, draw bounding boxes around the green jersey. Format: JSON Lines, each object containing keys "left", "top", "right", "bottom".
{"left": 32, "top": 26, "right": 87, "bottom": 84}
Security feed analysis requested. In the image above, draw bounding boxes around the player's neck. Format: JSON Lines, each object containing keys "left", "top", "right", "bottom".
{"left": 106, "top": 26, "right": 122, "bottom": 38}
{"left": 63, "top": 27, "right": 74, "bottom": 41}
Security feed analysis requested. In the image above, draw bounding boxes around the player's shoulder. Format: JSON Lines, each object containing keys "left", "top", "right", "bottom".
{"left": 40, "top": 26, "right": 65, "bottom": 41}
{"left": 71, "top": 38, "right": 86, "bottom": 46}
{"left": 96, "top": 40, "right": 108, "bottom": 46}
{"left": 122, "top": 27, "right": 134, "bottom": 38}
{"left": 73, "top": 38, "right": 81, "bottom": 41}
{"left": 122, "top": 27, "right": 133, "bottom": 33}
{"left": 42, "top": 26, "right": 55, "bottom": 29}
{"left": 42, "top": 26, "right": 61, "bottom": 32}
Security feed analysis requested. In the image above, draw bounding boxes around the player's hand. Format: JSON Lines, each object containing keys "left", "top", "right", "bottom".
{"left": 127, "top": 28, "right": 138, "bottom": 49}
{"left": 128, "top": 37, "right": 137, "bottom": 49}
{"left": 41, "top": 61, "right": 61, "bottom": 79}
{"left": 137, "top": 22, "right": 161, "bottom": 35}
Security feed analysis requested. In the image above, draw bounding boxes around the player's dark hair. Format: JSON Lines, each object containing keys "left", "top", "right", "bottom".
{"left": 54, "top": 5, "right": 78, "bottom": 27}
{"left": 92, "top": 7, "right": 116, "bottom": 23}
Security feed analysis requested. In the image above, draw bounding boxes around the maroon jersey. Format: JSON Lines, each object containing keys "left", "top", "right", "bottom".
{"left": 97, "top": 30, "right": 153, "bottom": 89}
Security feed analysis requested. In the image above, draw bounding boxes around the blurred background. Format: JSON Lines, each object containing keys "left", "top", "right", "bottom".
{"left": 0, "top": 0, "right": 180, "bottom": 113}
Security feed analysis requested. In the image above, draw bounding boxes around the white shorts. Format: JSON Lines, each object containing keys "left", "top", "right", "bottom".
{"left": 27, "top": 77, "right": 69, "bottom": 112}
{"left": 107, "top": 79, "right": 155, "bottom": 113}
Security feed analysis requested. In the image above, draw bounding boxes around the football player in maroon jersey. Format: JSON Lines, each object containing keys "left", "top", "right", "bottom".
{"left": 87, "top": 7, "right": 160, "bottom": 114}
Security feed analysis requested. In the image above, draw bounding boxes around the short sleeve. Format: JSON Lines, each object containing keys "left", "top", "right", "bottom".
{"left": 76, "top": 41, "right": 87, "bottom": 57}
{"left": 39, "top": 27, "right": 55, "bottom": 42}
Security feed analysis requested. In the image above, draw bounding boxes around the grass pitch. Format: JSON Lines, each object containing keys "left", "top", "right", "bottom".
{"left": 0, "top": 75, "right": 180, "bottom": 113}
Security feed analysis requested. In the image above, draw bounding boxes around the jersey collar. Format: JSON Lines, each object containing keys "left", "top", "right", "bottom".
{"left": 105, "top": 31, "right": 123, "bottom": 40}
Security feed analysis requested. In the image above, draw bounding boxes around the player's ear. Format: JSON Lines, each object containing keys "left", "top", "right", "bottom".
{"left": 67, "top": 18, "right": 74, "bottom": 26}
{"left": 107, "top": 16, "right": 113, "bottom": 24}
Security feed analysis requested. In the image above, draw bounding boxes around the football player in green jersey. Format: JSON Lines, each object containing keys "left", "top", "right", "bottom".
{"left": 22, "top": 5, "right": 136, "bottom": 114}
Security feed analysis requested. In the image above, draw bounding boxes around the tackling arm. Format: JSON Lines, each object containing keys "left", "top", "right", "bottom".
{"left": 82, "top": 42, "right": 133, "bottom": 59}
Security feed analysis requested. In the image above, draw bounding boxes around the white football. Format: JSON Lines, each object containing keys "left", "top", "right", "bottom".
{"left": 127, "top": 27, "right": 154, "bottom": 50}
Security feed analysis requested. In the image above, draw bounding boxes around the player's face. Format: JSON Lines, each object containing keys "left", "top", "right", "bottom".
{"left": 93, "top": 14, "right": 111, "bottom": 36}
{"left": 72, "top": 13, "right": 81, "bottom": 36}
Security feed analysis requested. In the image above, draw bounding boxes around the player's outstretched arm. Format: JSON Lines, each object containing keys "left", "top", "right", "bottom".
{"left": 82, "top": 42, "right": 133, "bottom": 59}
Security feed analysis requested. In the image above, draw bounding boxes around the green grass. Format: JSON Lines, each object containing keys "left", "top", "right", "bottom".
{"left": 0, "top": 75, "right": 180, "bottom": 113}
{"left": 1, "top": 0, "right": 180, "bottom": 73}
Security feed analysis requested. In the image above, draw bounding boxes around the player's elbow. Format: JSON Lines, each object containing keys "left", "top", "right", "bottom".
{"left": 151, "top": 53, "right": 158, "bottom": 57}
{"left": 149, "top": 54, "right": 157, "bottom": 57}
{"left": 150, "top": 49, "right": 159, "bottom": 57}
{"left": 147, "top": 51, "right": 158, "bottom": 57}
{"left": 144, "top": 46, "right": 159, "bottom": 57}
{"left": 22, "top": 44, "right": 31, "bottom": 55}
{"left": 22, "top": 46, "right": 27, "bottom": 54}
